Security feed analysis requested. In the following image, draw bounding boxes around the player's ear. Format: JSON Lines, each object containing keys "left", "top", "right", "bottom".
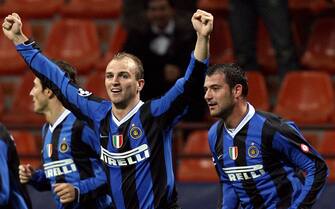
{"left": 233, "top": 84, "right": 243, "bottom": 98}
{"left": 137, "top": 79, "right": 145, "bottom": 93}
{"left": 45, "top": 88, "right": 55, "bottom": 99}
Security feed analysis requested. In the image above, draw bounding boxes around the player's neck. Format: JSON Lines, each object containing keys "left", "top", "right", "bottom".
{"left": 112, "top": 98, "right": 141, "bottom": 121}
{"left": 45, "top": 103, "right": 66, "bottom": 125}
{"left": 225, "top": 101, "right": 248, "bottom": 129}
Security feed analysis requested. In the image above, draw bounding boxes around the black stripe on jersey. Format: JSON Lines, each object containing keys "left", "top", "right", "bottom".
{"left": 214, "top": 120, "right": 225, "bottom": 209}
{"left": 118, "top": 120, "right": 140, "bottom": 209}
{"left": 31, "top": 68, "right": 95, "bottom": 128}
{"left": 258, "top": 111, "right": 328, "bottom": 207}
{"left": 140, "top": 103, "right": 170, "bottom": 209}
{"left": 71, "top": 119, "right": 95, "bottom": 179}
{"left": 52, "top": 124, "right": 65, "bottom": 183}
{"left": 261, "top": 118, "right": 292, "bottom": 208}
{"left": 99, "top": 112, "right": 112, "bottom": 196}
{"left": 235, "top": 123, "right": 266, "bottom": 209}
{"left": 215, "top": 120, "right": 225, "bottom": 163}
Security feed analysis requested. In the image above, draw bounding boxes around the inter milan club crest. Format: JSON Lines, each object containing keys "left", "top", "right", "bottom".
{"left": 112, "top": 135, "right": 123, "bottom": 149}
{"left": 60, "top": 138, "right": 69, "bottom": 153}
{"left": 47, "top": 144, "right": 53, "bottom": 158}
{"left": 130, "top": 124, "right": 142, "bottom": 139}
{"left": 248, "top": 144, "right": 259, "bottom": 158}
{"left": 229, "top": 146, "right": 238, "bottom": 160}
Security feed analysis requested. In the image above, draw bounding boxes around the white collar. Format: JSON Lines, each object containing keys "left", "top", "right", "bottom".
{"left": 112, "top": 101, "right": 144, "bottom": 127}
{"left": 49, "top": 109, "right": 71, "bottom": 133}
{"left": 151, "top": 20, "right": 175, "bottom": 35}
{"left": 225, "top": 103, "right": 255, "bottom": 138}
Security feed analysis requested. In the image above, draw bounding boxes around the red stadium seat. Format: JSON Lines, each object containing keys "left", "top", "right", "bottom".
{"left": 302, "top": 132, "right": 321, "bottom": 150}
{"left": 246, "top": 71, "right": 270, "bottom": 111}
{"left": 0, "top": 21, "right": 32, "bottom": 75}
{"left": 301, "top": 18, "right": 335, "bottom": 73}
{"left": 2, "top": 72, "right": 44, "bottom": 127}
{"left": 326, "top": 160, "right": 335, "bottom": 183}
{"left": 319, "top": 131, "right": 335, "bottom": 155}
{"left": 177, "top": 130, "right": 218, "bottom": 182}
{"left": 60, "top": 0, "right": 122, "bottom": 18}
{"left": 197, "top": 0, "right": 229, "bottom": 14}
{"left": 95, "top": 22, "right": 128, "bottom": 71}
{"left": 0, "top": 0, "right": 63, "bottom": 18}
{"left": 11, "top": 130, "right": 41, "bottom": 168}
{"left": 274, "top": 71, "right": 335, "bottom": 125}
{"left": 44, "top": 18, "right": 100, "bottom": 74}
{"left": 209, "top": 17, "right": 234, "bottom": 65}
{"left": 289, "top": 0, "right": 329, "bottom": 13}
{"left": 84, "top": 71, "right": 109, "bottom": 100}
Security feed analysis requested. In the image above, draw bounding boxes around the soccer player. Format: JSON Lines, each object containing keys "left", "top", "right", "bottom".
{"left": 0, "top": 123, "right": 32, "bottom": 209}
{"left": 3, "top": 10, "right": 213, "bottom": 209}
{"left": 17, "top": 60, "right": 112, "bottom": 209}
{"left": 203, "top": 63, "right": 329, "bottom": 208}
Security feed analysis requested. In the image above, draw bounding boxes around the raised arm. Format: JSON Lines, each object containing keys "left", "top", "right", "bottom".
{"left": 149, "top": 10, "right": 213, "bottom": 128}
{"left": 192, "top": 9, "right": 213, "bottom": 62}
{"left": 3, "top": 13, "right": 111, "bottom": 130}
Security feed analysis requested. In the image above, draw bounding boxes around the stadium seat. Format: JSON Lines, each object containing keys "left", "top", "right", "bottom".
{"left": 44, "top": 18, "right": 100, "bottom": 74}
{"left": 274, "top": 71, "right": 335, "bottom": 125}
{"left": 209, "top": 17, "right": 234, "bottom": 65}
{"left": 326, "top": 160, "right": 335, "bottom": 183}
{"left": 84, "top": 71, "right": 109, "bottom": 100}
{"left": 0, "top": 0, "right": 63, "bottom": 18}
{"left": 95, "top": 22, "right": 128, "bottom": 71}
{"left": 302, "top": 132, "right": 321, "bottom": 150}
{"left": 301, "top": 18, "right": 335, "bottom": 73}
{"left": 177, "top": 130, "right": 218, "bottom": 182}
{"left": 246, "top": 71, "right": 270, "bottom": 111}
{"left": 11, "top": 130, "right": 41, "bottom": 168}
{"left": 0, "top": 20, "right": 32, "bottom": 75}
{"left": 2, "top": 72, "right": 44, "bottom": 127}
{"left": 319, "top": 131, "right": 335, "bottom": 155}
{"left": 60, "top": 0, "right": 122, "bottom": 18}
{"left": 197, "top": 0, "right": 229, "bottom": 14}
{"left": 289, "top": 0, "right": 329, "bottom": 13}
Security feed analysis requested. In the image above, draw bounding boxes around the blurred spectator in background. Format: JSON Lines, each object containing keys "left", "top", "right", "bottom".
{"left": 229, "top": 0, "right": 299, "bottom": 76}
{"left": 123, "top": 0, "right": 205, "bottom": 121}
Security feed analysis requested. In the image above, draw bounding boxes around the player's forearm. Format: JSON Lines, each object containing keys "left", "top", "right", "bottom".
{"left": 194, "top": 35, "right": 209, "bottom": 62}
{"left": 13, "top": 34, "right": 28, "bottom": 45}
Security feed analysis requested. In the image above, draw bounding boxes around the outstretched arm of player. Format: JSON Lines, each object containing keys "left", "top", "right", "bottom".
{"left": 3, "top": 13, "right": 109, "bottom": 130}
{"left": 149, "top": 10, "right": 213, "bottom": 127}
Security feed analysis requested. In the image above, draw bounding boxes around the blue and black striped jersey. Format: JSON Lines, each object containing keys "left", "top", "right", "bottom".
{"left": 29, "top": 110, "right": 111, "bottom": 209}
{"left": 17, "top": 41, "right": 208, "bottom": 209}
{"left": 208, "top": 104, "right": 328, "bottom": 209}
{"left": 0, "top": 123, "right": 32, "bottom": 209}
